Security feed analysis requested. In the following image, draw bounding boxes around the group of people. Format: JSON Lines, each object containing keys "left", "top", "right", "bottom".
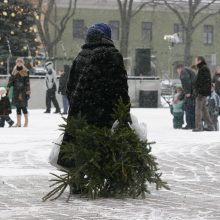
{"left": 44, "top": 62, "right": 70, "bottom": 115}
{"left": 0, "top": 57, "right": 70, "bottom": 128}
{"left": 171, "top": 56, "right": 220, "bottom": 132}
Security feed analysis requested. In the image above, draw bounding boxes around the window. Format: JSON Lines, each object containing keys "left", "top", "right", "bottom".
{"left": 109, "top": 20, "right": 120, "bottom": 40}
{"left": 141, "top": 22, "right": 152, "bottom": 42}
{"left": 204, "top": 25, "right": 213, "bottom": 45}
{"left": 73, "top": 19, "right": 85, "bottom": 39}
{"left": 174, "top": 24, "right": 184, "bottom": 43}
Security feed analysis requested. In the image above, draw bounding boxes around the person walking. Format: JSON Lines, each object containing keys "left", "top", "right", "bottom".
{"left": 44, "top": 61, "right": 60, "bottom": 114}
{"left": 57, "top": 23, "right": 131, "bottom": 169}
{"left": 176, "top": 64, "right": 196, "bottom": 129}
{"left": 193, "top": 56, "right": 214, "bottom": 132}
{"left": 7, "top": 57, "right": 30, "bottom": 127}
{"left": 58, "top": 65, "right": 70, "bottom": 115}
{"left": 0, "top": 87, "right": 14, "bottom": 127}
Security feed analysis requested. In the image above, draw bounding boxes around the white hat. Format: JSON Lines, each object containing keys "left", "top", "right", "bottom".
{"left": 0, "top": 87, "right": 6, "bottom": 93}
{"left": 0, "top": 87, "right": 6, "bottom": 100}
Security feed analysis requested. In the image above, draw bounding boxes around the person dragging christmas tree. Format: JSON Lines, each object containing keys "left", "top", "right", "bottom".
{"left": 44, "top": 23, "right": 168, "bottom": 200}
{"left": 7, "top": 57, "right": 30, "bottom": 127}
{"left": 58, "top": 22, "right": 131, "bottom": 167}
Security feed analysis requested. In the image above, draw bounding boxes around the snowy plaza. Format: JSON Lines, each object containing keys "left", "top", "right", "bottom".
{"left": 0, "top": 108, "right": 220, "bottom": 220}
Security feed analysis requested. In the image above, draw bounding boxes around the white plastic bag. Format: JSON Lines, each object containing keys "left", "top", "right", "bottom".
{"left": 112, "top": 113, "right": 147, "bottom": 141}
{"left": 48, "top": 133, "right": 66, "bottom": 171}
{"left": 128, "top": 114, "right": 147, "bottom": 141}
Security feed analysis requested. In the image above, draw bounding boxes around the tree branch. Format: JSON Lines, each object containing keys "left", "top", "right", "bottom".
{"left": 132, "top": 1, "right": 154, "bottom": 18}
{"left": 163, "top": 0, "right": 186, "bottom": 28}
{"left": 193, "top": 9, "right": 220, "bottom": 29}
{"left": 194, "top": 0, "right": 217, "bottom": 18}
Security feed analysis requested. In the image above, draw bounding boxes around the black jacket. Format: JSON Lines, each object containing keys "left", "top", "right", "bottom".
{"left": 180, "top": 67, "right": 196, "bottom": 95}
{"left": 194, "top": 62, "right": 211, "bottom": 97}
{"left": 0, "top": 96, "right": 12, "bottom": 116}
{"left": 58, "top": 67, "right": 70, "bottom": 96}
{"left": 66, "top": 38, "right": 130, "bottom": 128}
{"left": 213, "top": 73, "right": 220, "bottom": 96}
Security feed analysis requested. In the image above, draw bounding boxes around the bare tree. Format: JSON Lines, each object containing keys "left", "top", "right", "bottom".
{"left": 116, "top": 0, "right": 155, "bottom": 58}
{"left": 35, "top": 0, "right": 77, "bottom": 58}
{"left": 158, "top": 0, "right": 220, "bottom": 65}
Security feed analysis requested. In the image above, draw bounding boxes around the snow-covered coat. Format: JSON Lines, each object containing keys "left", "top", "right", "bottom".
{"left": 45, "top": 62, "right": 57, "bottom": 91}
{"left": 7, "top": 66, "right": 30, "bottom": 107}
{"left": 66, "top": 38, "right": 130, "bottom": 128}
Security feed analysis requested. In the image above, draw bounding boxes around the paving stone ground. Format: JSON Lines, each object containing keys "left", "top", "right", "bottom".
{"left": 0, "top": 109, "right": 220, "bottom": 220}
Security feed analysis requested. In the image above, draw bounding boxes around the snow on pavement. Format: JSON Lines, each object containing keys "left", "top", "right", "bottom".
{"left": 0, "top": 109, "right": 220, "bottom": 220}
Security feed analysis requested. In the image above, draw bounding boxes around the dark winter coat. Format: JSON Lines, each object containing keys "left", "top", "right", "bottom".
{"left": 180, "top": 67, "right": 196, "bottom": 95}
{"left": 194, "top": 62, "right": 211, "bottom": 97}
{"left": 58, "top": 69, "right": 70, "bottom": 96}
{"left": 66, "top": 38, "right": 130, "bottom": 128}
{"left": 212, "top": 73, "right": 220, "bottom": 96}
{"left": 0, "top": 96, "right": 12, "bottom": 116}
{"left": 7, "top": 67, "right": 30, "bottom": 107}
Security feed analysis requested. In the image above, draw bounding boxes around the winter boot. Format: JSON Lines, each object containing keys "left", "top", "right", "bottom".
{"left": 54, "top": 109, "right": 61, "bottom": 114}
{"left": 44, "top": 109, "right": 50, "bottom": 113}
{"left": 23, "top": 114, "right": 28, "bottom": 127}
{"left": 8, "top": 119, "right": 14, "bottom": 127}
{"left": 14, "top": 115, "right": 21, "bottom": 127}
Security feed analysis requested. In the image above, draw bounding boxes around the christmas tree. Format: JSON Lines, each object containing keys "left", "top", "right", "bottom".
{"left": 43, "top": 99, "right": 169, "bottom": 201}
{"left": 0, "top": 0, "right": 40, "bottom": 72}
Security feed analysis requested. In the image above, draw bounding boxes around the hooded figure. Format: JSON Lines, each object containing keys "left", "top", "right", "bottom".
{"left": 58, "top": 23, "right": 131, "bottom": 168}
{"left": 44, "top": 61, "right": 60, "bottom": 113}
{"left": 0, "top": 87, "right": 14, "bottom": 127}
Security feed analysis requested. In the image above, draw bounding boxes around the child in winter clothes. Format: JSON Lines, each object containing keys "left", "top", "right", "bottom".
{"left": 0, "top": 87, "right": 14, "bottom": 127}
{"left": 171, "top": 87, "right": 185, "bottom": 129}
{"left": 205, "top": 85, "right": 220, "bottom": 131}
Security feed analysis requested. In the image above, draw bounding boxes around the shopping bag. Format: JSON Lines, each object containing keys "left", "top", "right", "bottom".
{"left": 112, "top": 113, "right": 147, "bottom": 141}
{"left": 48, "top": 133, "right": 66, "bottom": 171}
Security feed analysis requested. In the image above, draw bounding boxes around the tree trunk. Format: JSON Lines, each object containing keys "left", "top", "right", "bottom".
{"left": 184, "top": 29, "right": 193, "bottom": 66}
{"left": 120, "top": 19, "right": 130, "bottom": 61}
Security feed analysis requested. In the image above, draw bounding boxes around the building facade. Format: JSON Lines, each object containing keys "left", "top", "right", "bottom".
{"left": 51, "top": 0, "right": 220, "bottom": 78}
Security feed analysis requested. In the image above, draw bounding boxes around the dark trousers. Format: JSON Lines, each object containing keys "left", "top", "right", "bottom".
{"left": 46, "top": 89, "right": 60, "bottom": 111}
{"left": 16, "top": 106, "right": 28, "bottom": 115}
{"left": 0, "top": 115, "right": 14, "bottom": 127}
{"left": 173, "top": 112, "right": 184, "bottom": 129}
{"left": 184, "top": 97, "right": 195, "bottom": 129}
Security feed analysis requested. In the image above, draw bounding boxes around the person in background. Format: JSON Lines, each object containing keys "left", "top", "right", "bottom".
{"left": 0, "top": 87, "right": 14, "bottom": 127}
{"left": 44, "top": 61, "right": 60, "bottom": 114}
{"left": 176, "top": 64, "right": 196, "bottom": 129}
{"left": 170, "top": 86, "right": 185, "bottom": 129}
{"left": 58, "top": 65, "right": 70, "bottom": 115}
{"left": 206, "top": 84, "right": 220, "bottom": 131}
{"left": 193, "top": 56, "right": 214, "bottom": 132}
{"left": 7, "top": 57, "right": 30, "bottom": 127}
{"left": 212, "top": 66, "right": 220, "bottom": 97}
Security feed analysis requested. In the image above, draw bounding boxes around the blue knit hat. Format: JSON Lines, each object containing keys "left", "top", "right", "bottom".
{"left": 87, "top": 23, "right": 112, "bottom": 40}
